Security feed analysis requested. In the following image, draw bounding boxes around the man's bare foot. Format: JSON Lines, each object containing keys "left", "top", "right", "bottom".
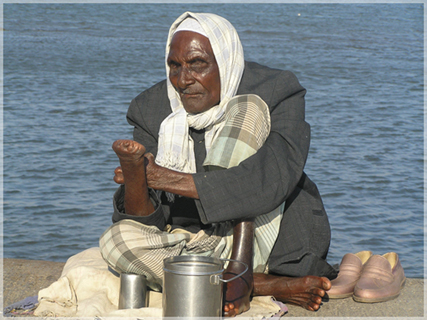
{"left": 112, "top": 139, "right": 146, "bottom": 164}
{"left": 112, "top": 139, "right": 154, "bottom": 216}
{"left": 253, "top": 274, "right": 331, "bottom": 311}
{"left": 223, "top": 260, "right": 253, "bottom": 317}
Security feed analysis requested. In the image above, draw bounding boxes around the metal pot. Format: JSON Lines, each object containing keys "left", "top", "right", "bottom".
{"left": 162, "top": 255, "right": 247, "bottom": 318}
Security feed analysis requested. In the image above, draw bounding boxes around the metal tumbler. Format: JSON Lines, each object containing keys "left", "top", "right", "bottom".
{"left": 118, "top": 273, "right": 148, "bottom": 309}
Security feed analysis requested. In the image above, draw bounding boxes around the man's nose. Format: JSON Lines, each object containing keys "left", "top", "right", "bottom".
{"left": 177, "top": 66, "right": 195, "bottom": 88}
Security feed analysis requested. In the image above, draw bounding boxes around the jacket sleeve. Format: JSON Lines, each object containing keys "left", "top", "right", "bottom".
{"left": 193, "top": 70, "right": 310, "bottom": 224}
{"left": 126, "top": 80, "right": 170, "bottom": 155}
{"left": 126, "top": 97, "right": 158, "bottom": 155}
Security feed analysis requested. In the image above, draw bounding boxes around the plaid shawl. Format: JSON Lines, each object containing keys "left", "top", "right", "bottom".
{"left": 156, "top": 12, "right": 245, "bottom": 173}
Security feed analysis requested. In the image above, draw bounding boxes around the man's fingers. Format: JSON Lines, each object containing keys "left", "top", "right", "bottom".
{"left": 144, "top": 152, "right": 155, "bottom": 160}
{"left": 114, "top": 166, "right": 124, "bottom": 184}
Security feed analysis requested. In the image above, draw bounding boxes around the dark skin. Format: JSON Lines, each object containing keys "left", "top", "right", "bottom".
{"left": 113, "top": 31, "right": 331, "bottom": 317}
{"left": 167, "top": 31, "right": 221, "bottom": 115}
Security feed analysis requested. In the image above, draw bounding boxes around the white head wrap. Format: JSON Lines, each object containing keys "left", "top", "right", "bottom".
{"left": 173, "top": 17, "right": 208, "bottom": 38}
{"left": 156, "top": 12, "right": 245, "bottom": 173}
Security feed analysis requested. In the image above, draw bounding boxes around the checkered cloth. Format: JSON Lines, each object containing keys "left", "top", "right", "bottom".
{"left": 99, "top": 94, "right": 283, "bottom": 290}
{"left": 204, "top": 94, "right": 271, "bottom": 169}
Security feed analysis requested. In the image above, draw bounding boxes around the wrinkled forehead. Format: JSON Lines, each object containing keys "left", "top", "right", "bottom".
{"left": 168, "top": 17, "right": 215, "bottom": 62}
{"left": 168, "top": 31, "right": 214, "bottom": 60}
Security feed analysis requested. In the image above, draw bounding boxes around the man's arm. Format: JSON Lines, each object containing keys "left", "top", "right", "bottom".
{"left": 193, "top": 70, "right": 310, "bottom": 224}
{"left": 126, "top": 90, "right": 200, "bottom": 199}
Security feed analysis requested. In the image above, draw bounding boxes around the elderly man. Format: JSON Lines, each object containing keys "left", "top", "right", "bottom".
{"left": 100, "top": 12, "right": 336, "bottom": 316}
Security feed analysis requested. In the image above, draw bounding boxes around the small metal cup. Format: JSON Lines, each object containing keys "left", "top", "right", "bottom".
{"left": 118, "top": 273, "right": 148, "bottom": 309}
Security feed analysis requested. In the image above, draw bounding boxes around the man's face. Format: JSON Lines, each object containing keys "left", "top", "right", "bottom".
{"left": 167, "top": 31, "right": 221, "bottom": 114}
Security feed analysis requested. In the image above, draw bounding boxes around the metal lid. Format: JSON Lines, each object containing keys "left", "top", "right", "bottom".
{"left": 163, "top": 256, "right": 224, "bottom": 276}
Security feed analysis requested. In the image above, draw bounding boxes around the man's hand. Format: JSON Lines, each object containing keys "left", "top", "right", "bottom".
{"left": 113, "top": 154, "right": 166, "bottom": 187}
{"left": 143, "top": 153, "right": 163, "bottom": 189}
{"left": 144, "top": 153, "right": 199, "bottom": 199}
{"left": 113, "top": 147, "right": 199, "bottom": 199}
{"left": 114, "top": 166, "right": 124, "bottom": 184}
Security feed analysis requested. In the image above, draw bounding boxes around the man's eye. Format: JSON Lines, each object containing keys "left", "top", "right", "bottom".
{"left": 190, "top": 60, "right": 208, "bottom": 72}
{"left": 169, "top": 62, "right": 179, "bottom": 69}
{"left": 168, "top": 62, "right": 180, "bottom": 75}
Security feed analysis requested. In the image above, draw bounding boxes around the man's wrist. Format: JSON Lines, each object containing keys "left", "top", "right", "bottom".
{"left": 157, "top": 169, "right": 199, "bottom": 199}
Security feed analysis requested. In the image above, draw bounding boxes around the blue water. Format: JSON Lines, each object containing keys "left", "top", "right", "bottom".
{"left": 3, "top": 4, "right": 424, "bottom": 278}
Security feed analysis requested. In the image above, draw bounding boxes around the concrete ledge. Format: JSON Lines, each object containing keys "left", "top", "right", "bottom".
{"left": 1, "top": 258, "right": 425, "bottom": 317}
{"left": 2, "top": 258, "right": 65, "bottom": 308}
{"left": 286, "top": 278, "right": 424, "bottom": 317}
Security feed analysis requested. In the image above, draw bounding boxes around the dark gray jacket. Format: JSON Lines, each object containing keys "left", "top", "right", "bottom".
{"left": 112, "top": 61, "right": 337, "bottom": 278}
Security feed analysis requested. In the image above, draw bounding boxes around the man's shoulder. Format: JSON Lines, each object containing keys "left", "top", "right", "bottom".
{"left": 131, "top": 79, "right": 171, "bottom": 116}
{"left": 127, "top": 79, "right": 171, "bottom": 133}
{"left": 240, "top": 61, "right": 302, "bottom": 90}
{"left": 134, "top": 79, "right": 168, "bottom": 103}
{"left": 238, "top": 61, "right": 305, "bottom": 105}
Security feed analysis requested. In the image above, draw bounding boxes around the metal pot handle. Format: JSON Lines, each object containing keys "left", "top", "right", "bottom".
{"left": 219, "top": 258, "right": 249, "bottom": 283}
